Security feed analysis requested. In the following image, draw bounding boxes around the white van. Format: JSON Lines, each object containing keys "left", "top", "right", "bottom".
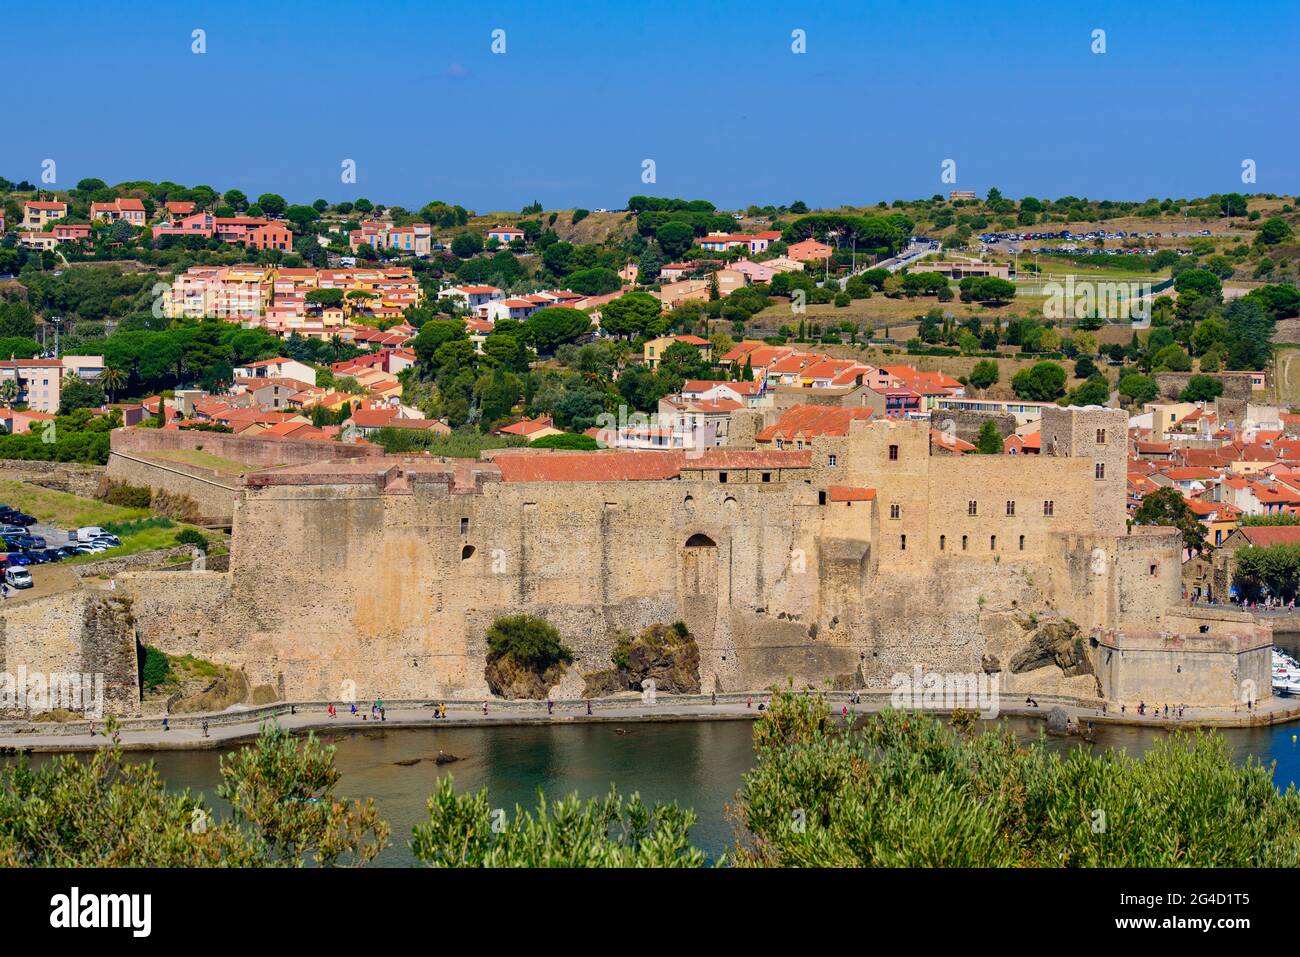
{"left": 4, "top": 567, "right": 32, "bottom": 589}
{"left": 70, "top": 527, "right": 105, "bottom": 543}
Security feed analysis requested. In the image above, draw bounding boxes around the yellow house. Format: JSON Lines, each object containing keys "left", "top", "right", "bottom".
{"left": 644, "top": 335, "right": 713, "bottom": 370}
{"left": 22, "top": 201, "right": 68, "bottom": 229}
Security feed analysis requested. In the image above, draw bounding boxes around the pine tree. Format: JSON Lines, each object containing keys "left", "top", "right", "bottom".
{"left": 975, "top": 420, "right": 1003, "bottom": 454}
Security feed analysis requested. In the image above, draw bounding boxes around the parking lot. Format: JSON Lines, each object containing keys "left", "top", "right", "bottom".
{"left": 1, "top": 511, "right": 121, "bottom": 594}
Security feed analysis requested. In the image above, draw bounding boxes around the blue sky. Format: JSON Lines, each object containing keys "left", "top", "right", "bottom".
{"left": 5, "top": 0, "right": 1298, "bottom": 212}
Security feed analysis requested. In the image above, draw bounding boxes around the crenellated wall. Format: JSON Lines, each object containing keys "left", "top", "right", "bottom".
{"left": 111, "top": 407, "right": 1199, "bottom": 707}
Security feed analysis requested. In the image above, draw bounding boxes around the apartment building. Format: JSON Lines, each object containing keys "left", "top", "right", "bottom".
{"left": 349, "top": 221, "right": 433, "bottom": 256}
{"left": 0, "top": 357, "right": 68, "bottom": 413}
{"left": 90, "top": 197, "right": 146, "bottom": 226}
{"left": 152, "top": 213, "right": 292, "bottom": 250}
{"left": 21, "top": 201, "right": 67, "bottom": 229}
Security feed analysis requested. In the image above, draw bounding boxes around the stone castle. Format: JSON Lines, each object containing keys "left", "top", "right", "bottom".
{"left": 89, "top": 404, "right": 1268, "bottom": 710}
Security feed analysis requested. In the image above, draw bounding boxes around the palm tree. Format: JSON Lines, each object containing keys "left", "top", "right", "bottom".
{"left": 98, "top": 366, "right": 127, "bottom": 402}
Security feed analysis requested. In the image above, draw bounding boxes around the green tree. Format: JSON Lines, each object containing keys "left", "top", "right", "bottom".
{"left": 1010, "top": 361, "right": 1066, "bottom": 401}
{"left": 600, "top": 292, "right": 663, "bottom": 339}
{"left": 968, "top": 359, "right": 999, "bottom": 390}
{"left": 484, "top": 615, "right": 574, "bottom": 671}
{"left": 529, "top": 433, "right": 599, "bottom": 450}
{"left": 1118, "top": 373, "right": 1159, "bottom": 406}
{"left": 1224, "top": 296, "right": 1274, "bottom": 371}
{"left": 728, "top": 691, "right": 1300, "bottom": 867}
{"left": 451, "top": 232, "right": 484, "bottom": 258}
{"left": 411, "top": 779, "right": 704, "bottom": 867}
{"left": 1133, "top": 486, "right": 1207, "bottom": 554}
{"left": 974, "top": 420, "right": 1003, "bottom": 454}
{"left": 655, "top": 222, "right": 696, "bottom": 260}
{"left": 1179, "top": 375, "right": 1224, "bottom": 402}
{"left": 525, "top": 307, "right": 590, "bottom": 355}
{"left": 1255, "top": 217, "right": 1294, "bottom": 246}
{"left": 256, "top": 193, "right": 287, "bottom": 218}
{"left": 0, "top": 722, "right": 389, "bottom": 866}
{"left": 58, "top": 376, "right": 106, "bottom": 414}
{"left": 1233, "top": 543, "right": 1300, "bottom": 602}
{"left": 1067, "top": 374, "right": 1110, "bottom": 407}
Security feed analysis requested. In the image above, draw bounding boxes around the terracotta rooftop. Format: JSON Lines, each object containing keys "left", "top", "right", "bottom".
{"left": 487, "top": 448, "right": 811, "bottom": 483}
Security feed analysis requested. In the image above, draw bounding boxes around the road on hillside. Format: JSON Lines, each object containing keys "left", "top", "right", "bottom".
{"left": 831, "top": 239, "right": 939, "bottom": 289}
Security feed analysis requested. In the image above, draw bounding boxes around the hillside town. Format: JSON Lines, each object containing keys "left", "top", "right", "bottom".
{"left": 2, "top": 178, "right": 1300, "bottom": 618}
{"left": 7, "top": 0, "right": 1300, "bottom": 910}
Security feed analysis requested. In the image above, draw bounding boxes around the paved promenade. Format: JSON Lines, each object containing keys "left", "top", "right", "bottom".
{"left": 3, "top": 690, "right": 1299, "bottom": 753}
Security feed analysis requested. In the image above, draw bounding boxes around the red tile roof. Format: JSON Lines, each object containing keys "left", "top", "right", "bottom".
{"left": 1238, "top": 526, "right": 1300, "bottom": 547}
{"left": 756, "top": 405, "right": 873, "bottom": 442}
{"left": 827, "top": 486, "right": 876, "bottom": 502}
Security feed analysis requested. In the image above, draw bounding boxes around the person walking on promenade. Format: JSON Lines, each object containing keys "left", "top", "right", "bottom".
{"left": 547, "top": 700, "right": 554, "bottom": 715}
{"left": 202, "top": 719, "right": 209, "bottom": 738}
{"left": 380, "top": 707, "right": 385, "bottom": 722}
{"left": 586, "top": 699, "right": 592, "bottom": 716}
{"left": 711, "top": 692, "right": 716, "bottom": 706}
{"left": 162, "top": 717, "right": 169, "bottom": 732}
{"left": 328, "top": 703, "right": 336, "bottom": 718}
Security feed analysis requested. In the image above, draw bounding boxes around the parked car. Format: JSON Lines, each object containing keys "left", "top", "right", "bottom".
{"left": 74, "top": 544, "right": 107, "bottom": 555}
{"left": 54, "top": 545, "right": 79, "bottom": 559}
{"left": 6, "top": 554, "right": 32, "bottom": 566}
{"left": 4, "top": 567, "right": 32, "bottom": 589}
{"left": 1, "top": 512, "right": 35, "bottom": 527}
{"left": 16, "top": 535, "right": 45, "bottom": 550}
{"left": 37, "top": 549, "right": 62, "bottom": 563}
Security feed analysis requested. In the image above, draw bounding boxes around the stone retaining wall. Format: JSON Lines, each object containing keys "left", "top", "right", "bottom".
{"left": 106, "top": 451, "right": 240, "bottom": 525}
{"left": 0, "top": 459, "right": 104, "bottom": 497}
{"left": 111, "top": 427, "right": 385, "bottom": 468}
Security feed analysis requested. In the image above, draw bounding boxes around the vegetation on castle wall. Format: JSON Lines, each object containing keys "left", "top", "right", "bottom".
{"left": 483, "top": 615, "right": 574, "bottom": 700}
{"left": 583, "top": 621, "right": 701, "bottom": 697}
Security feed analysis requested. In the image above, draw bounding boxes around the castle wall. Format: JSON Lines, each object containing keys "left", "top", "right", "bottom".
{"left": 106, "top": 451, "right": 241, "bottom": 524}
{"left": 1093, "top": 621, "right": 1271, "bottom": 708}
{"left": 0, "top": 590, "right": 140, "bottom": 718}
{"left": 110, "top": 427, "right": 385, "bottom": 468}
{"left": 114, "top": 407, "right": 1192, "bottom": 706}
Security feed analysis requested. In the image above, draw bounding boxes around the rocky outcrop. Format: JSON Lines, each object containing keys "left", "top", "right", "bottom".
{"left": 1046, "top": 706, "right": 1070, "bottom": 734}
{"left": 1009, "top": 619, "right": 1093, "bottom": 678}
{"left": 582, "top": 623, "right": 701, "bottom": 697}
{"left": 485, "top": 654, "right": 567, "bottom": 700}
{"left": 167, "top": 667, "right": 252, "bottom": 713}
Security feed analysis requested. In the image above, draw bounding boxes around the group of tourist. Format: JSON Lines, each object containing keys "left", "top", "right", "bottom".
{"left": 1129, "top": 701, "right": 1189, "bottom": 718}
{"left": 325, "top": 698, "right": 385, "bottom": 721}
